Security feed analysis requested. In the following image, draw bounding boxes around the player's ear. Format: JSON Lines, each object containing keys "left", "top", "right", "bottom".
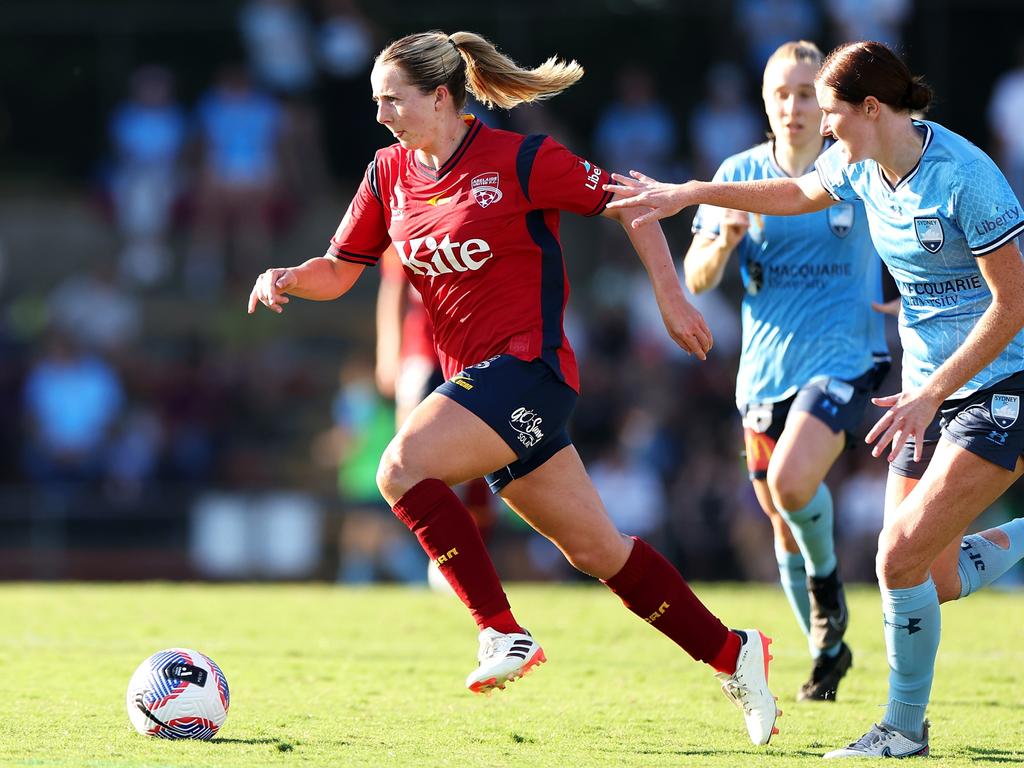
{"left": 434, "top": 85, "right": 449, "bottom": 111}
{"left": 862, "top": 95, "right": 881, "bottom": 119}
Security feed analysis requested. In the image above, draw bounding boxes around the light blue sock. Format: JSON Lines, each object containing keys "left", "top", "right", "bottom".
{"left": 777, "top": 483, "right": 836, "bottom": 577}
{"left": 775, "top": 543, "right": 814, "bottom": 653}
{"left": 881, "top": 578, "right": 940, "bottom": 740}
{"left": 958, "top": 518, "right": 1024, "bottom": 598}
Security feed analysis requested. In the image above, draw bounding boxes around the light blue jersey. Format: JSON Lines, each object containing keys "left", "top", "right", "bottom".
{"left": 816, "top": 120, "right": 1024, "bottom": 398}
{"left": 693, "top": 140, "right": 887, "bottom": 408}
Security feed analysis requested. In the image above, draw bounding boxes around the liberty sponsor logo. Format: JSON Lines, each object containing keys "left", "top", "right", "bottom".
{"left": 828, "top": 202, "right": 855, "bottom": 238}
{"left": 645, "top": 601, "right": 670, "bottom": 624}
{"left": 895, "top": 273, "right": 982, "bottom": 308}
{"left": 974, "top": 205, "right": 1020, "bottom": 237}
{"left": 580, "top": 159, "right": 604, "bottom": 191}
{"left": 509, "top": 406, "right": 544, "bottom": 448}
{"left": 991, "top": 394, "right": 1019, "bottom": 428}
{"left": 393, "top": 233, "right": 494, "bottom": 276}
{"left": 914, "top": 217, "right": 944, "bottom": 253}
{"left": 471, "top": 172, "right": 502, "bottom": 208}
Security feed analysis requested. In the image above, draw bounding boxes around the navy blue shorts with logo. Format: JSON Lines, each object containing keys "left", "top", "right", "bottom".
{"left": 890, "top": 369, "right": 1024, "bottom": 479}
{"left": 740, "top": 364, "right": 885, "bottom": 480}
{"left": 435, "top": 354, "right": 577, "bottom": 493}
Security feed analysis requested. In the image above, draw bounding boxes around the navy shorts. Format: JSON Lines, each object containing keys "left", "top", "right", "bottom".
{"left": 435, "top": 354, "right": 577, "bottom": 493}
{"left": 740, "top": 364, "right": 884, "bottom": 481}
{"left": 890, "top": 369, "right": 1024, "bottom": 479}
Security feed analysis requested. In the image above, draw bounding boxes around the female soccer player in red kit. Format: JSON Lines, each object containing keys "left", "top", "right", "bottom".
{"left": 248, "top": 30, "right": 779, "bottom": 746}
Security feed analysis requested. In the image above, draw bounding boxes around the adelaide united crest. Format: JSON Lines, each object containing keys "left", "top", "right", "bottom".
{"left": 471, "top": 172, "right": 502, "bottom": 208}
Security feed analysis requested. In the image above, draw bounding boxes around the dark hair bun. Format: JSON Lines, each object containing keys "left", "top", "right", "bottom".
{"left": 905, "top": 78, "right": 932, "bottom": 112}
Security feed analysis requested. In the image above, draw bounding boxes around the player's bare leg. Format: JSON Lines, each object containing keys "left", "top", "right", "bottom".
{"left": 377, "top": 393, "right": 544, "bottom": 693}
{"left": 501, "top": 446, "right": 780, "bottom": 745}
{"left": 829, "top": 444, "right": 1022, "bottom": 757}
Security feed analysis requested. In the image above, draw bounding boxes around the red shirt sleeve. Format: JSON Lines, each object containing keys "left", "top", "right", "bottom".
{"left": 326, "top": 159, "right": 390, "bottom": 266}
{"left": 521, "top": 136, "right": 614, "bottom": 217}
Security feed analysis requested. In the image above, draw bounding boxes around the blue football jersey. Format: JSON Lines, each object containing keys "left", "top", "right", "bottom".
{"left": 693, "top": 140, "right": 887, "bottom": 407}
{"left": 816, "top": 120, "right": 1024, "bottom": 398}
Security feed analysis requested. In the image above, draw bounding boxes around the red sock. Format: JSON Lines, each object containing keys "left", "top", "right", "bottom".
{"left": 603, "top": 537, "right": 732, "bottom": 666}
{"left": 709, "top": 631, "right": 741, "bottom": 675}
{"left": 393, "top": 479, "right": 522, "bottom": 633}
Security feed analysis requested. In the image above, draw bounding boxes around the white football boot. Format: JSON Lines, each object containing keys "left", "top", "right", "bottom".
{"left": 715, "top": 629, "right": 781, "bottom": 745}
{"left": 465, "top": 627, "right": 546, "bottom": 694}
{"left": 824, "top": 722, "right": 929, "bottom": 758}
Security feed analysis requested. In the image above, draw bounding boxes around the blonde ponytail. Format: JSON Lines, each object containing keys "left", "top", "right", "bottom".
{"left": 377, "top": 30, "right": 582, "bottom": 111}
{"left": 449, "top": 31, "right": 583, "bottom": 109}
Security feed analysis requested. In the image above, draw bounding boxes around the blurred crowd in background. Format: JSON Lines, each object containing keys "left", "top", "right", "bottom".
{"left": 1, "top": 0, "right": 1022, "bottom": 585}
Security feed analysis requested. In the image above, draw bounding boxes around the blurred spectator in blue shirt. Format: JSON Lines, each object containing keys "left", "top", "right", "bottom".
{"left": 824, "top": 0, "right": 910, "bottom": 50}
{"left": 689, "top": 62, "right": 763, "bottom": 181}
{"left": 187, "top": 64, "right": 284, "bottom": 297}
{"left": 315, "top": 0, "right": 380, "bottom": 182}
{"left": 239, "top": 0, "right": 316, "bottom": 97}
{"left": 22, "top": 330, "right": 124, "bottom": 486}
{"left": 735, "top": 0, "right": 820, "bottom": 75}
{"left": 988, "top": 39, "right": 1024, "bottom": 205}
{"left": 593, "top": 64, "right": 681, "bottom": 182}
{"left": 109, "top": 65, "right": 186, "bottom": 287}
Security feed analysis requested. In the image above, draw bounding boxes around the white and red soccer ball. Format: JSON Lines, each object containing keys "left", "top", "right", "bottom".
{"left": 126, "top": 648, "right": 230, "bottom": 740}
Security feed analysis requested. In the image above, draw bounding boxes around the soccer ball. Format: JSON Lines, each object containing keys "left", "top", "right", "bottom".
{"left": 126, "top": 648, "right": 230, "bottom": 740}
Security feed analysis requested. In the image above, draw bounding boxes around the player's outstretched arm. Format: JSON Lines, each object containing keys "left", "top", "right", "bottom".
{"left": 603, "top": 202, "right": 712, "bottom": 360}
{"left": 247, "top": 256, "right": 365, "bottom": 315}
{"left": 604, "top": 170, "right": 833, "bottom": 228}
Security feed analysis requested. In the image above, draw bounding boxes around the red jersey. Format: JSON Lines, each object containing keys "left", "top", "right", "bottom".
{"left": 328, "top": 116, "right": 613, "bottom": 392}
{"left": 380, "top": 249, "right": 437, "bottom": 363}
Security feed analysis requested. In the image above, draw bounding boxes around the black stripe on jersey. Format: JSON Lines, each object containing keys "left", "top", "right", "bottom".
{"left": 366, "top": 159, "right": 381, "bottom": 202}
{"left": 973, "top": 220, "right": 1024, "bottom": 256}
{"left": 525, "top": 209, "right": 566, "bottom": 382}
{"left": 415, "top": 118, "right": 483, "bottom": 181}
{"left": 585, "top": 187, "right": 614, "bottom": 217}
{"left": 327, "top": 245, "right": 379, "bottom": 266}
{"left": 516, "top": 134, "right": 547, "bottom": 203}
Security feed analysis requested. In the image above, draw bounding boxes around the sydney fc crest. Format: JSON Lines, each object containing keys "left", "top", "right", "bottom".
{"left": 828, "top": 202, "right": 854, "bottom": 238}
{"left": 991, "top": 394, "right": 1020, "bottom": 428}
{"left": 914, "top": 217, "right": 944, "bottom": 253}
{"left": 471, "top": 173, "right": 502, "bottom": 208}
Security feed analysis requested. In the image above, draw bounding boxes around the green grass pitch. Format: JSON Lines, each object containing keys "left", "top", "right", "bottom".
{"left": 0, "top": 583, "right": 1021, "bottom": 767}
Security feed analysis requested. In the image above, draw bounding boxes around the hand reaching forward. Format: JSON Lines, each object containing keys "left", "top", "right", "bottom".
{"left": 248, "top": 268, "right": 298, "bottom": 314}
{"left": 604, "top": 171, "right": 692, "bottom": 228}
{"left": 661, "top": 296, "right": 714, "bottom": 360}
{"left": 719, "top": 209, "right": 751, "bottom": 250}
{"left": 865, "top": 388, "right": 942, "bottom": 463}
